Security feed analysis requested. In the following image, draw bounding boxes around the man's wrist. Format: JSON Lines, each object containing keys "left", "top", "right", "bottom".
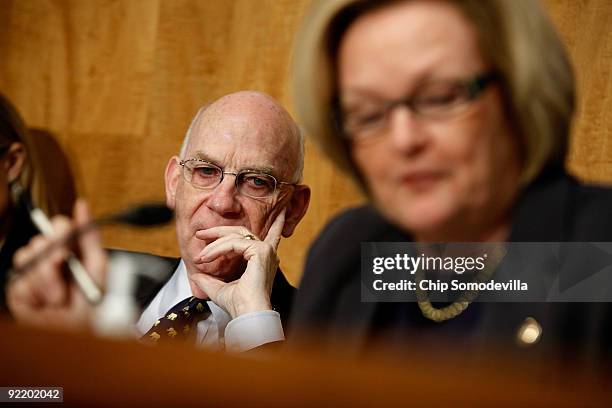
{"left": 234, "top": 300, "right": 272, "bottom": 318}
{"left": 225, "top": 310, "right": 284, "bottom": 353}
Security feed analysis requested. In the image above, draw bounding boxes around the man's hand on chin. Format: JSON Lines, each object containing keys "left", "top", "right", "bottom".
{"left": 189, "top": 209, "right": 285, "bottom": 319}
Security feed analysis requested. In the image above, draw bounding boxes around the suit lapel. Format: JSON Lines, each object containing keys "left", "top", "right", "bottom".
{"left": 508, "top": 171, "right": 573, "bottom": 242}
{"left": 477, "top": 171, "right": 574, "bottom": 347}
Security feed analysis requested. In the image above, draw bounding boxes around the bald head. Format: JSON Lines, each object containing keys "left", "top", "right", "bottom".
{"left": 181, "top": 91, "right": 304, "bottom": 182}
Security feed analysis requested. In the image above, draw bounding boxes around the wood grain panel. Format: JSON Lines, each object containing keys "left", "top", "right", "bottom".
{"left": 0, "top": 0, "right": 608, "bottom": 285}
{"left": 543, "top": 0, "right": 612, "bottom": 182}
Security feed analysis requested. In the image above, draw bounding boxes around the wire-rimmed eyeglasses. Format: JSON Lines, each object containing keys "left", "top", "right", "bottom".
{"left": 179, "top": 158, "right": 295, "bottom": 199}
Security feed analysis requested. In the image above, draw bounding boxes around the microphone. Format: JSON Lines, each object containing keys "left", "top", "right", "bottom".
{"left": 98, "top": 202, "right": 174, "bottom": 227}
{"left": 34, "top": 202, "right": 174, "bottom": 247}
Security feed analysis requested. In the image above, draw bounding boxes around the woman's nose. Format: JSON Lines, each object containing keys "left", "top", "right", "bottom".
{"left": 386, "top": 106, "right": 428, "bottom": 156}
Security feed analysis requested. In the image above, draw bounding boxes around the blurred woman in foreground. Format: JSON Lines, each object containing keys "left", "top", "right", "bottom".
{"left": 290, "top": 0, "right": 612, "bottom": 358}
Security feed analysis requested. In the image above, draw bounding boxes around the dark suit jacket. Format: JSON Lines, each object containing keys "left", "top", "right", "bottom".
{"left": 125, "top": 251, "right": 296, "bottom": 327}
{"left": 289, "top": 170, "right": 612, "bottom": 361}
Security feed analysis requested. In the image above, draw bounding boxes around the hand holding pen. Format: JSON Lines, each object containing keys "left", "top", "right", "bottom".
{"left": 7, "top": 199, "right": 107, "bottom": 330}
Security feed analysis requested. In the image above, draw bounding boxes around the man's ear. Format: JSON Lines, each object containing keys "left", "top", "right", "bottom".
{"left": 4, "top": 142, "right": 26, "bottom": 183}
{"left": 282, "top": 185, "right": 311, "bottom": 238}
{"left": 164, "top": 156, "right": 181, "bottom": 210}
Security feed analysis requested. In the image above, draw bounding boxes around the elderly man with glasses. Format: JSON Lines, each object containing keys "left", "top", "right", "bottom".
{"left": 7, "top": 91, "right": 310, "bottom": 352}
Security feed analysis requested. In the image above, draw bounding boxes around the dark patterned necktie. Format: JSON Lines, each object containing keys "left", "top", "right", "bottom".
{"left": 143, "top": 296, "right": 211, "bottom": 343}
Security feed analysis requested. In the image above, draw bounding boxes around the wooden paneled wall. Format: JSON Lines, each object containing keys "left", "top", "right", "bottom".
{"left": 0, "top": 0, "right": 610, "bottom": 285}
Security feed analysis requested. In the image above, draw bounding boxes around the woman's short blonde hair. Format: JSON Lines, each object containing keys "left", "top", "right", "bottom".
{"left": 292, "top": 0, "right": 575, "bottom": 187}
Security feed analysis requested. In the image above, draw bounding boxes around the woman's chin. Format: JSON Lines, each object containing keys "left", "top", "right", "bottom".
{"left": 385, "top": 203, "right": 458, "bottom": 240}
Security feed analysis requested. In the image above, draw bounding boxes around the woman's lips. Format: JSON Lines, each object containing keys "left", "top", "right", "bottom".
{"left": 400, "top": 171, "right": 445, "bottom": 189}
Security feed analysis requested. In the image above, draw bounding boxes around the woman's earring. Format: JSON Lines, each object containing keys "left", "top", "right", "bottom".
{"left": 10, "top": 180, "right": 25, "bottom": 206}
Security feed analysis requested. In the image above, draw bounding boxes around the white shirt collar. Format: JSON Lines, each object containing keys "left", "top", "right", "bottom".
{"left": 136, "top": 260, "right": 232, "bottom": 336}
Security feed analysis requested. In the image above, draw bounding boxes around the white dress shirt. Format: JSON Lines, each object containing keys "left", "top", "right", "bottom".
{"left": 135, "top": 260, "right": 284, "bottom": 352}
